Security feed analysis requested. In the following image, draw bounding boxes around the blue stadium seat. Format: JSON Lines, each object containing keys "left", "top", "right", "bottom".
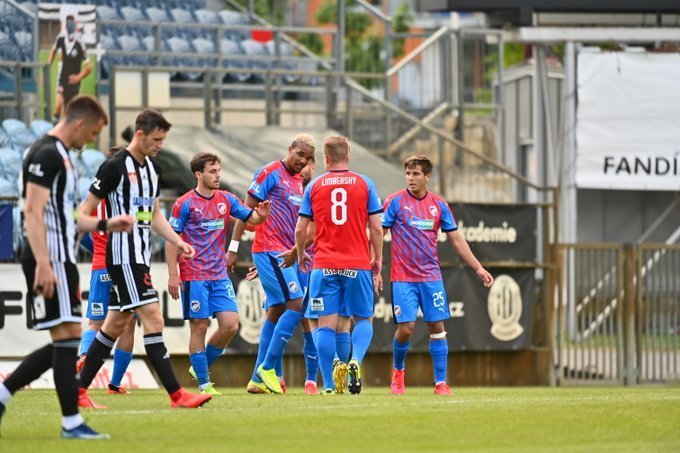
{"left": 0, "top": 127, "right": 10, "bottom": 149}
{"left": 97, "top": 5, "right": 120, "bottom": 20}
{"left": 0, "top": 148, "right": 22, "bottom": 181}
{"left": 219, "top": 38, "right": 249, "bottom": 83}
{"left": 165, "top": 36, "right": 204, "bottom": 81}
{"left": 80, "top": 149, "right": 105, "bottom": 177}
{"left": 240, "top": 39, "right": 268, "bottom": 83}
{"left": 0, "top": 177, "right": 19, "bottom": 198}
{"left": 120, "top": 6, "right": 145, "bottom": 22}
{"left": 219, "top": 10, "right": 248, "bottom": 25}
{"left": 145, "top": 6, "right": 170, "bottom": 23}
{"left": 170, "top": 8, "right": 195, "bottom": 24}
{"left": 265, "top": 40, "right": 299, "bottom": 84}
{"left": 2, "top": 119, "right": 35, "bottom": 150}
{"left": 30, "top": 119, "right": 53, "bottom": 138}
{"left": 195, "top": 9, "right": 220, "bottom": 25}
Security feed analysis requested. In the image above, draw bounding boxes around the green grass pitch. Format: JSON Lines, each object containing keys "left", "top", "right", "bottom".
{"left": 1, "top": 387, "right": 678, "bottom": 452}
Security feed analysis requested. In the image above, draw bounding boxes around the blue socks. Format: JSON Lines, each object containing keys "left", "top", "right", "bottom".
{"left": 303, "top": 331, "right": 318, "bottom": 381}
{"left": 252, "top": 318, "right": 276, "bottom": 382}
{"left": 110, "top": 348, "right": 133, "bottom": 387}
{"left": 316, "top": 327, "right": 336, "bottom": 390}
{"left": 429, "top": 338, "right": 448, "bottom": 384}
{"left": 350, "top": 319, "right": 373, "bottom": 364}
{"left": 261, "top": 310, "right": 303, "bottom": 371}
{"left": 335, "top": 331, "right": 351, "bottom": 363}
{"left": 393, "top": 338, "right": 410, "bottom": 371}
{"left": 206, "top": 344, "right": 224, "bottom": 367}
{"left": 79, "top": 329, "right": 96, "bottom": 356}
{"left": 190, "top": 351, "right": 210, "bottom": 386}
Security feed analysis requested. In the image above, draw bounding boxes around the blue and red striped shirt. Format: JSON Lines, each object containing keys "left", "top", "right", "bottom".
{"left": 170, "top": 189, "right": 252, "bottom": 281}
{"left": 248, "top": 160, "right": 303, "bottom": 253}
{"left": 382, "top": 189, "right": 457, "bottom": 282}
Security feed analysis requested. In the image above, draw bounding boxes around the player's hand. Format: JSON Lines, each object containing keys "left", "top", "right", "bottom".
{"left": 227, "top": 251, "right": 238, "bottom": 273}
{"left": 370, "top": 258, "right": 382, "bottom": 277}
{"left": 373, "top": 272, "right": 383, "bottom": 296}
{"left": 68, "top": 74, "right": 81, "bottom": 85}
{"left": 276, "top": 248, "right": 297, "bottom": 268}
{"left": 255, "top": 200, "right": 271, "bottom": 219}
{"left": 297, "top": 250, "right": 312, "bottom": 272}
{"left": 107, "top": 214, "right": 136, "bottom": 233}
{"left": 245, "top": 266, "right": 259, "bottom": 281}
{"left": 177, "top": 240, "right": 195, "bottom": 259}
{"left": 477, "top": 267, "right": 494, "bottom": 288}
{"left": 34, "top": 259, "right": 58, "bottom": 299}
{"left": 167, "top": 275, "right": 181, "bottom": 300}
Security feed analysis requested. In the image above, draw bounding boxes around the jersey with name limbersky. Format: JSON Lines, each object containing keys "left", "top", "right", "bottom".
{"left": 299, "top": 170, "right": 382, "bottom": 270}
{"left": 170, "top": 189, "right": 252, "bottom": 281}
{"left": 382, "top": 189, "right": 457, "bottom": 282}
{"left": 248, "top": 160, "right": 303, "bottom": 253}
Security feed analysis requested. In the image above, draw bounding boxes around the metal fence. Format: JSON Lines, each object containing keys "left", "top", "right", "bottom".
{"left": 556, "top": 243, "right": 680, "bottom": 385}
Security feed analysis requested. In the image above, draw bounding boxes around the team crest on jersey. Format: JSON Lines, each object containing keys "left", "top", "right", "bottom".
{"left": 288, "top": 281, "right": 299, "bottom": 293}
{"left": 310, "top": 297, "right": 324, "bottom": 311}
{"left": 191, "top": 300, "right": 201, "bottom": 312}
{"left": 429, "top": 205, "right": 438, "bottom": 216}
{"left": 394, "top": 305, "right": 401, "bottom": 317}
{"left": 128, "top": 172, "right": 138, "bottom": 184}
{"left": 91, "top": 303, "right": 104, "bottom": 317}
{"left": 217, "top": 202, "right": 227, "bottom": 215}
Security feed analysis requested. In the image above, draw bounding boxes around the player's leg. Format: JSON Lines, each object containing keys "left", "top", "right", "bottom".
{"left": 301, "top": 318, "right": 319, "bottom": 392}
{"left": 108, "top": 316, "right": 136, "bottom": 394}
{"left": 335, "top": 315, "right": 352, "bottom": 363}
{"left": 53, "top": 86, "right": 65, "bottom": 120}
{"left": 308, "top": 270, "right": 341, "bottom": 394}
{"left": 419, "top": 281, "right": 452, "bottom": 395}
{"left": 390, "top": 282, "right": 420, "bottom": 394}
{"left": 182, "top": 280, "right": 211, "bottom": 390}
{"left": 78, "top": 269, "right": 110, "bottom": 371}
{"left": 347, "top": 270, "right": 376, "bottom": 395}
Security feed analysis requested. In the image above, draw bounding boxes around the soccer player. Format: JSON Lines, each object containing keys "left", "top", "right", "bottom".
{"left": 0, "top": 96, "right": 134, "bottom": 439}
{"left": 166, "top": 152, "right": 271, "bottom": 395}
{"left": 293, "top": 135, "right": 383, "bottom": 395}
{"left": 382, "top": 155, "right": 494, "bottom": 395}
{"left": 77, "top": 145, "right": 137, "bottom": 395}
{"left": 77, "top": 109, "right": 211, "bottom": 409}
{"left": 227, "top": 134, "right": 315, "bottom": 394}
{"left": 47, "top": 15, "right": 92, "bottom": 120}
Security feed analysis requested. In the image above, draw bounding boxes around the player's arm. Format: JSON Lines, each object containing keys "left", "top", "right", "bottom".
{"left": 70, "top": 59, "right": 92, "bottom": 84}
{"left": 230, "top": 216, "right": 256, "bottom": 231}
{"left": 47, "top": 41, "right": 57, "bottom": 65}
{"left": 165, "top": 233, "right": 182, "bottom": 300}
{"left": 78, "top": 192, "right": 134, "bottom": 233}
{"left": 294, "top": 216, "right": 312, "bottom": 270}
{"left": 446, "top": 230, "right": 494, "bottom": 287}
{"left": 24, "top": 183, "right": 57, "bottom": 298}
{"left": 369, "top": 213, "right": 384, "bottom": 294}
{"left": 245, "top": 200, "right": 271, "bottom": 225}
{"left": 151, "top": 198, "right": 195, "bottom": 258}
{"left": 278, "top": 220, "right": 314, "bottom": 267}
{"left": 227, "top": 193, "right": 260, "bottom": 272}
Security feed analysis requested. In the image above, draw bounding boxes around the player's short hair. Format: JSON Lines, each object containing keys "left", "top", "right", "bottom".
{"left": 290, "top": 133, "right": 316, "bottom": 152}
{"left": 107, "top": 145, "right": 127, "bottom": 158}
{"left": 404, "top": 154, "right": 433, "bottom": 175}
{"left": 135, "top": 109, "right": 171, "bottom": 135}
{"left": 190, "top": 152, "right": 221, "bottom": 173}
{"left": 63, "top": 95, "right": 108, "bottom": 126}
{"left": 323, "top": 135, "right": 350, "bottom": 163}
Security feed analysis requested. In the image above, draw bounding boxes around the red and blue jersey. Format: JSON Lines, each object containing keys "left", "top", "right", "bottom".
{"left": 90, "top": 199, "right": 108, "bottom": 271}
{"left": 248, "top": 160, "right": 303, "bottom": 253}
{"left": 170, "top": 189, "right": 252, "bottom": 281}
{"left": 382, "top": 189, "right": 457, "bottom": 282}
{"left": 299, "top": 170, "right": 382, "bottom": 270}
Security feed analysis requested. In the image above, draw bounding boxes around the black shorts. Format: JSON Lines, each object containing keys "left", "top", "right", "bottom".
{"left": 21, "top": 258, "right": 82, "bottom": 330}
{"left": 108, "top": 263, "right": 159, "bottom": 311}
{"left": 57, "top": 81, "right": 81, "bottom": 107}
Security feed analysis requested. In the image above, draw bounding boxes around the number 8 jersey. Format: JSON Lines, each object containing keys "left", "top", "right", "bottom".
{"left": 299, "top": 170, "right": 382, "bottom": 270}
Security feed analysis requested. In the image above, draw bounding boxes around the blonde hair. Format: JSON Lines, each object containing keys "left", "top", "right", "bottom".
{"left": 290, "top": 133, "right": 316, "bottom": 151}
{"left": 323, "top": 135, "right": 350, "bottom": 164}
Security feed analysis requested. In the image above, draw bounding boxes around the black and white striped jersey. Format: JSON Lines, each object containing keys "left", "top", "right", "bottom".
{"left": 20, "top": 135, "right": 78, "bottom": 264}
{"left": 89, "top": 149, "right": 161, "bottom": 267}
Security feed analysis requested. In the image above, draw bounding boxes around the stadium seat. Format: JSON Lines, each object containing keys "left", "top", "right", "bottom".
{"left": 219, "top": 38, "right": 250, "bottom": 83}
{"left": 0, "top": 149, "right": 22, "bottom": 181}
{"left": 97, "top": 5, "right": 121, "bottom": 20}
{"left": 219, "top": 9, "right": 248, "bottom": 25}
{"left": 0, "top": 177, "right": 19, "bottom": 197}
{"left": 30, "top": 119, "right": 53, "bottom": 138}
{"left": 0, "top": 127, "right": 10, "bottom": 149}
{"left": 77, "top": 176, "right": 92, "bottom": 199}
{"left": 120, "top": 6, "right": 145, "bottom": 22}
{"left": 170, "top": 8, "right": 195, "bottom": 24}
{"left": 145, "top": 6, "right": 170, "bottom": 23}
{"left": 240, "top": 39, "right": 268, "bottom": 83}
{"left": 195, "top": 9, "right": 220, "bottom": 25}
{"left": 69, "top": 151, "right": 89, "bottom": 179}
{"left": 80, "top": 149, "right": 105, "bottom": 177}
{"left": 2, "top": 119, "right": 35, "bottom": 150}
{"left": 264, "top": 40, "right": 299, "bottom": 84}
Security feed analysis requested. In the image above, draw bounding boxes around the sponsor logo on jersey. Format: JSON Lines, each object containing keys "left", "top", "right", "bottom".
{"left": 288, "top": 281, "right": 298, "bottom": 293}
{"left": 288, "top": 194, "right": 302, "bottom": 205}
{"left": 310, "top": 297, "right": 324, "bottom": 311}
{"left": 248, "top": 181, "right": 261, "bottom": 193}
{"left": 132, "top": 196, "right": 154, "bottom": 206}
{"left": 90, "top": 302, "right": 104, "bottom": 317}
{"left": 169, "top": 216, "right": 180, "bottom": 228}
{"left": 322, "top": 269, "right": 358, "bottom": 278}
{"left": 190, "top": 300, "right": 201, "bottom": 312}
{"left": 28, "top": 163, "right": 44, "bottom": 177}
{"left": 409, "top": 217, "right": 435, "bottom": 230}
{"left": 217, "top": 202, "right": 227, "bottom": 215}
{"left": 199, "top": 219, "right": 225, "bottom": 231}
{"left": 99, "top": 273, "right": 111, "bottom": 282}
{"left": 91, "top": 177, "right": 101, "bottom": 190}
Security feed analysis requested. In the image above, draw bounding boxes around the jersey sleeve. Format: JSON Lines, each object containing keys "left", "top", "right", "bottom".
{"left": 247, "top": 167, "right": 277, "bottom": 202}
{"left": 364, "top": 176, "right": 383, "bottom": 215}
{"left": 298, "top": 181, "right": 313, "bottom": 219}
{"left": 439, "top": 200, "right": 457, "bottom": 232}
{"left": 168, "top": 198, "right": 189, "bottom": 233}
{"left": 381, "top": 195, "right": 396, "bottom": 228}
{"left": 89, "top": 158, "right": 120, "bottom": 199}
{"left": 25, "top": 146, "right": 62, "bottom": 189}
{"left": 226, "top": 192, "right": 253, "bottom": 222}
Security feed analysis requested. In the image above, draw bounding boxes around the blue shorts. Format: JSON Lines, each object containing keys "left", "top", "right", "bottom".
{"left": 308, "top": 269, "right": 374, "bottom": 318}
{"left": 86, "top": 269, "right": 112, "bottom": 320}
{"left": 391, "top": 281, "right": 450, "bottom": 323}
{"left": 253, "top": 252, "right": 305, "bottom": 309}
{"left": 181, "top": 279, "right": 238, "bottom": 320}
